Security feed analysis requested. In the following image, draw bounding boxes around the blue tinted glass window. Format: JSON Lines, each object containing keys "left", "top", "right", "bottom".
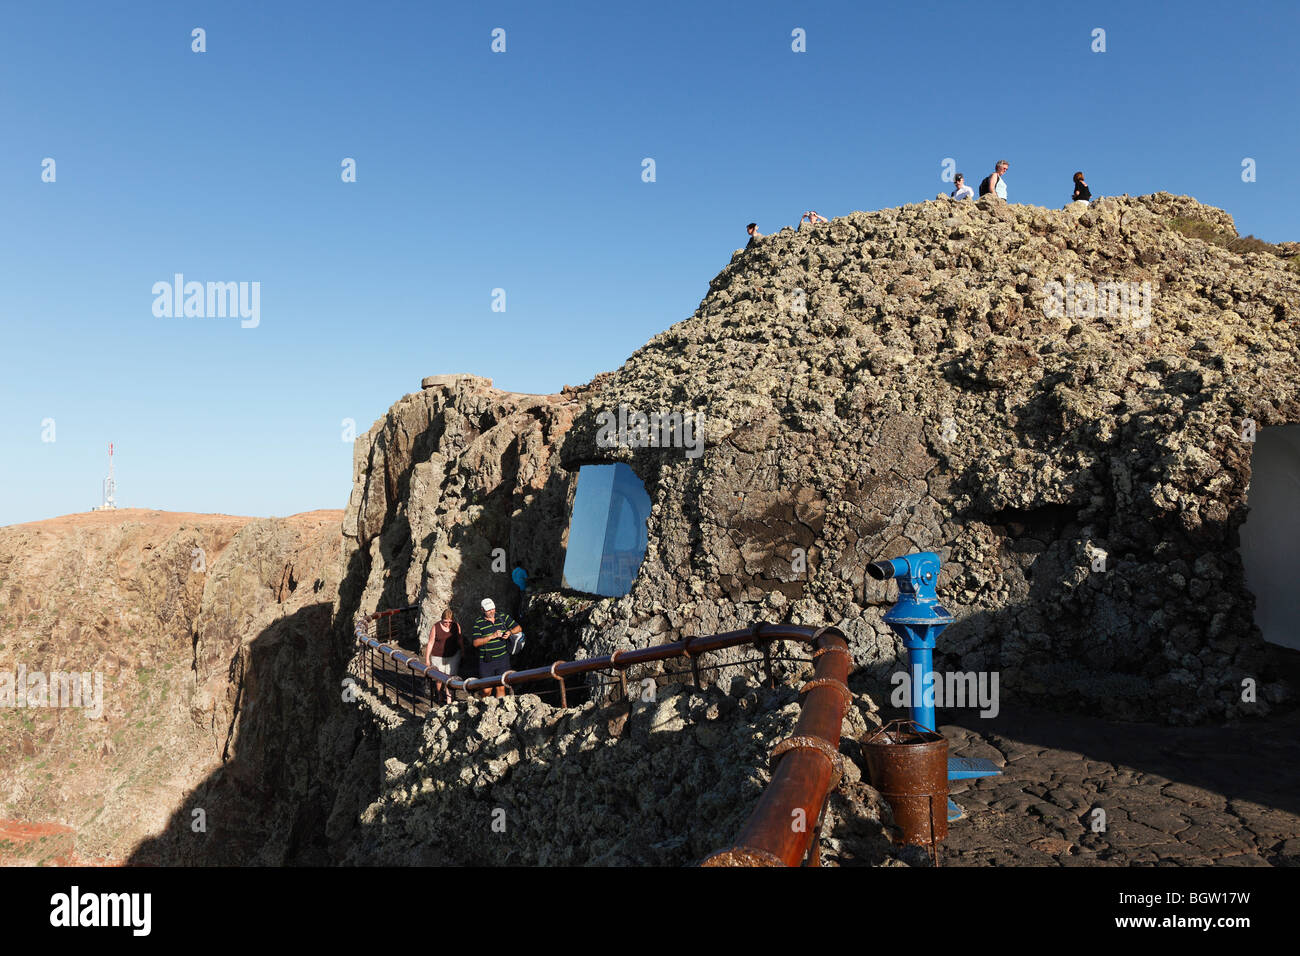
{"left": 561, "top": 463, "right": 651, "bottom": 597}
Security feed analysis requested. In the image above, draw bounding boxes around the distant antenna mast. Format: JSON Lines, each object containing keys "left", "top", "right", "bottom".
{"left": 100, "top": 442, "right": 117, "bottom": 510}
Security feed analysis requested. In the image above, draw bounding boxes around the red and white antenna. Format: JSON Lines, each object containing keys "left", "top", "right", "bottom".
{"left": 100, "top": 443, "right": 116, "bottom": 510}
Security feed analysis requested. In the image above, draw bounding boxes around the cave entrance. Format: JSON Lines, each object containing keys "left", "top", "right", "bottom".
{"left": 1240, "top": 425, "right": 1300, "bottom": 649}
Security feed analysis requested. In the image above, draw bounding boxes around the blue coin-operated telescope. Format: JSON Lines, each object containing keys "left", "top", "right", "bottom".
{"left": 867, "top": 552, "right": 950, "bottom": 734}
{"left": 867, "top": 551, "right": 1001, "bottom": 822}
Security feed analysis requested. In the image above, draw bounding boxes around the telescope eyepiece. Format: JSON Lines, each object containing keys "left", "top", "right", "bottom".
{"left": 866, "top": 559, "right": 895, "bottom": 581}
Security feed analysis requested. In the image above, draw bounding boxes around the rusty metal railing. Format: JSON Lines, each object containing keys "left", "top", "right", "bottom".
{"left": 351, "top": 606, "right": 852, "bottom": 866}
{"left": 701, "top": 626, "right": 851, "bottom": 866}
{"left": 353, "top": 607, "right": 816, "bottom": 704}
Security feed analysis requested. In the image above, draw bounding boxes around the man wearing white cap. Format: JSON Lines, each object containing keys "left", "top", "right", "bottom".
{"left": 471, "top": 597, "right": 522, "bottom": 697}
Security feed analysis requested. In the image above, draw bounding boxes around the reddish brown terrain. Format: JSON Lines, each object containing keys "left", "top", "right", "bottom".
{"left": 0, "top": 508, "right": 343, "bottom": 865}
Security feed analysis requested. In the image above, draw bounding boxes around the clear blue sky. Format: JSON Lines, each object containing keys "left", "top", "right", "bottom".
{"left": 2, "top": 0, "right": 1296, "bottom": 526}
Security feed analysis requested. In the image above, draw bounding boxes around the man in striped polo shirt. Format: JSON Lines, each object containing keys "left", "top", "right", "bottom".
{"left": 471, "top": 598, "right": 522, "bottom": 698}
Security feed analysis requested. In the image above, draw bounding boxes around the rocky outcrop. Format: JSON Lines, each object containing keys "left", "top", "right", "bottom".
{"left": 340, "top": 194, "right": 1300, "bottom": 724}
{"left": 341, "top": 375, "right": 585, "bottom": 634}
{"left": 345, "top": 677, "right": 892, "bottom": 865}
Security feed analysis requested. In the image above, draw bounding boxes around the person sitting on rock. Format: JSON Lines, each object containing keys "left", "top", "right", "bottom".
{"left": 979, "top": 160, "right": 1009, "bottom": 200}
{"left": 471, "top": 598, "right": 521, "bottom": 698}
{"left": 799, "top": 210, "right": 829, "bottom": 229}
{"left": 745, "top": 222, "right": 762, "bottom": 248}
{"left": 423, "top": 607, "right": 462, "bottom": 704}
{"left": 1072, "top": 171, "right": 1092, "bottom": 203}
{"left": 950, "top": 174, "right": 974, "bottom": 200}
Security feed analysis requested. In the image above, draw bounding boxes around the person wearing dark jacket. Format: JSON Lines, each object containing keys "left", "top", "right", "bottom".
{"left": 1073, "top": 171, "right": 1092, "bottom": 203}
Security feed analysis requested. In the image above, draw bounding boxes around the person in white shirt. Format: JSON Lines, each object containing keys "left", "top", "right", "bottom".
{"left": 951, "top": 174, "right": 974, "bottom": 200}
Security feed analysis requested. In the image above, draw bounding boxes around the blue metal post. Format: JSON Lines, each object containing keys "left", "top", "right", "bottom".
{"left": 907, "top": 646, "right": 936, "bottom": 733}
{"left": 868, "top": 552, "right": 950, "bottom": 732}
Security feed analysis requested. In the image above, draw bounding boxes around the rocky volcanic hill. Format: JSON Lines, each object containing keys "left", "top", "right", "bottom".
{"left": 341, "top": 193, "right": 1300, "bottom": 726}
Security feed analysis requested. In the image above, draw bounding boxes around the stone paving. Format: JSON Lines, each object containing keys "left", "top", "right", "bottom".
{"left": 920, "top": 706, "right": 1300, "bottom": 867}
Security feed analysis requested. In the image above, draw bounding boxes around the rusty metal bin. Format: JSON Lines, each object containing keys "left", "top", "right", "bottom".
{"left": 862, "top": 719, "right": 948, "bottom": 848}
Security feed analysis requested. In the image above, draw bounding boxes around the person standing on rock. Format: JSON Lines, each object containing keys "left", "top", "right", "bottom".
{"left": 745, "top": 222, "right": 762, "bottom": 248}
{"left": 423, "top": 607, "right": 462, "bottom": 704}
{"left": 1072, "top": 171, "right": 1091, "bottom": 203}
{"left": 472, "top": 598, "right": 521, "bottom": 698}
{"left": 979, "top": 160, "right": 1009, "bottom": 200}
{"left": 950, "top": 174, "right": 974, "bottom": 200}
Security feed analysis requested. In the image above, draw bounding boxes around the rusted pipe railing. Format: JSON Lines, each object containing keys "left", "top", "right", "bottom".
{"left": 354, "top": 608, "right": 830, "bottom": 700}
{"left": 702, "top": 626, "right": 851, "bottom": 867}
{"left": 353, "top": 608, "right": 853, "bottom": 866}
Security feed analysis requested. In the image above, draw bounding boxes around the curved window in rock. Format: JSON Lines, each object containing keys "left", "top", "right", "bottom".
{"left": 1240, "top": 425, "right": 1300, "bottom": 650}
{"left": 561, "top": 463, "right": 651, "bottom": 597}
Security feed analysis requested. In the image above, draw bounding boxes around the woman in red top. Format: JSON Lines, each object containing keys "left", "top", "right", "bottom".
{"left": 423, "top": 608, "right": 462, "bottom": 704}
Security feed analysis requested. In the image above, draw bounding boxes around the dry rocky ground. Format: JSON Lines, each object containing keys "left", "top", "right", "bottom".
{"left": 0, "top": 508, "right": 343, "bottom": 865}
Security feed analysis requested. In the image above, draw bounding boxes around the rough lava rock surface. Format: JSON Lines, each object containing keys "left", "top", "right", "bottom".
{"left": 340, "top": 194, "right": 1300, "bottom": 725}
{"left": 345, "top": 678, "right": 892, "bottom": 866}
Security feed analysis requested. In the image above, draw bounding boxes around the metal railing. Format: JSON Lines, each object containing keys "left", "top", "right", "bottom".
{"left": 353, "top": 607, "right": 812, "bottom": 706}
{"left": 351, "top": 606, "right": 853, "bottom": 866}
{"left": 702, "top": 626, "right": 851, "bottom": 867}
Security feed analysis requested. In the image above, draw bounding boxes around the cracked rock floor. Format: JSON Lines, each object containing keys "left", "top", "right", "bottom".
{"left": 918, "top": 706, "right": 1300, "bottom": 866}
